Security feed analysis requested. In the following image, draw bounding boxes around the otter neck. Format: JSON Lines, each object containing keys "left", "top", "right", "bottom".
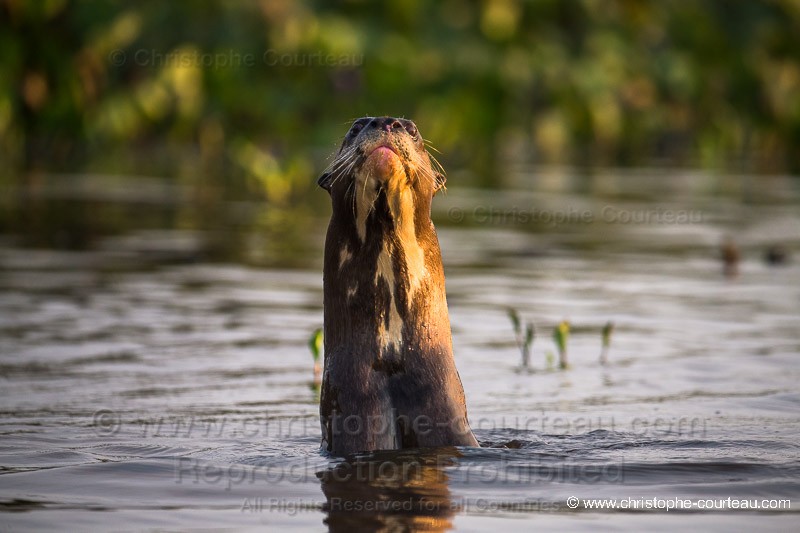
{"left": 324, "top": 184, "right": 450, "bottom": 363}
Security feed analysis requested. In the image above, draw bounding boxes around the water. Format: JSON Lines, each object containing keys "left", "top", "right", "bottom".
{"left": 1, "top": 169, "right": 799, "bottom": 530}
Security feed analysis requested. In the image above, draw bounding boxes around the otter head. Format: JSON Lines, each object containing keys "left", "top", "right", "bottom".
{"left": 318, "top": 117, "right": 446, "bottom": 242}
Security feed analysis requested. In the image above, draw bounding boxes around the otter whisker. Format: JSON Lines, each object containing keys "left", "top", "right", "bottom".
{"left": 422, "top": 139, "right": 442, "bottom": 154}
{"left": 361, "top": 167, "right": 372, "bottom": 203}
{"left": 335, "top": 154, "right": 361, "bottom": 188}
{"left": 324, "top": 143, "right": 355, "bottom": 169}
{"left": 325, "top": 145, "right": 357, "bottom": 173}
{"left": 427, "top": 152, "right": 445, "bottom": 174}
{"left": 408, "top": 148, "right": 442, "bottom": 191}
{"left": 325, "top": 146, "right": 361, "bottom": 189}
{"left": 347, "top": 179, "right": 356, "bottom": 219}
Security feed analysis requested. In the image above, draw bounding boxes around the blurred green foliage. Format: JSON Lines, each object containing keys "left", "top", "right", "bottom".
{"left": 2, "top": 0, "right": 799, "bottom": 200}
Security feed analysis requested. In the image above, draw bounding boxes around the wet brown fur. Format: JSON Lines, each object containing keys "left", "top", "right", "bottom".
{"left": 318, "top": 116, "right": 478, "bottom": 455}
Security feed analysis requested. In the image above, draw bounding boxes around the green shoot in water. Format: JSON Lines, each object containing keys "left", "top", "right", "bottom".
{"left": 553, "top": 320, "right": 570, "bottom": 369}
{"left": 508, "top": 308, "right": 521, "bottom": 337}
{"left": 600, "top": 321, "right": 614, "bottom": 365}
{"left": 545, "top": 350, "right": 555, "bottom": 370}
{"left": 524, "top": 322, "right": 535, "bottom": 367}
{"left": 508, "top": 308, "right": 535, "bottom": 369}
{"left": 308, "top": 328, "right": 323, "bottom": 385}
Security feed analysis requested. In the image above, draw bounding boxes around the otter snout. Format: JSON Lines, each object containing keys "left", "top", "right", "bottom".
{"left": 367, "top": 116, "right": 406, "bottom": 133}
{"left": 359, "top": 117, "right": 419, "bottom": 155}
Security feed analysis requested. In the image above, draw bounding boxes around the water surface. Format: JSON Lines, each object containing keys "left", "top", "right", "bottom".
{"left": 1, "top": 169, "right": 799, "bottom": 530}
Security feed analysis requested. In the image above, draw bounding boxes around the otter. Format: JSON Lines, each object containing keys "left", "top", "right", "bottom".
{"left": 318, "top": 116, "right": 479, "bottom": 455}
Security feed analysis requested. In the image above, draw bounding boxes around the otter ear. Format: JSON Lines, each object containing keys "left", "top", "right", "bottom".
{"left": 318, "top": 172, "right": 333, "bottom": 194}
{"left": 433, "top": 172, "right": 447, "bottom": 195}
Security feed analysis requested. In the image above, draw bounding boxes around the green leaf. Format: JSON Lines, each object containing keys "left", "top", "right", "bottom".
{"left": 524, "top": 322, "right": 535, "bottom": 347}
{"left": 507, "top": 308, "right": 521, "bottom": 336}
{"left": 308, "top": 328, "right": 323, "bottom": 362}
{"left": 602, "top": 321, "right": 614, "bottom": 348}
{"left": 553, "top": 320, "right": 570, "bottom": 353}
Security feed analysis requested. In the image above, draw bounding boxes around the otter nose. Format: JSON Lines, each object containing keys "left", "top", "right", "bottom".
{"left": 369, "top": 117, "right": 404, "bottom": 133}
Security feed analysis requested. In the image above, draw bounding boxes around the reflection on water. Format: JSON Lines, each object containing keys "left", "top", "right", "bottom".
{"left": 1, "top": 173, "right": 324, "bottom": 267}
{"left": 1, "top": 170, "right": 799, "bottom": 530}
{"left": 319, "top": 450, "right": 459, "bottom": 532}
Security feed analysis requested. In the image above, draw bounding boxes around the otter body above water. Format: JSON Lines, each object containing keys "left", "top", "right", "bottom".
{"left": 318, "top": 116, "right": 479, "bottom": 455}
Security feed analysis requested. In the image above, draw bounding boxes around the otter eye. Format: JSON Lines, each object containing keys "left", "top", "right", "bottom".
{"left": 404, "top": 123, "right": 419, "bottom": 138}
{"left": 349, "top": 121, "right": 365, "bottom": 137}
